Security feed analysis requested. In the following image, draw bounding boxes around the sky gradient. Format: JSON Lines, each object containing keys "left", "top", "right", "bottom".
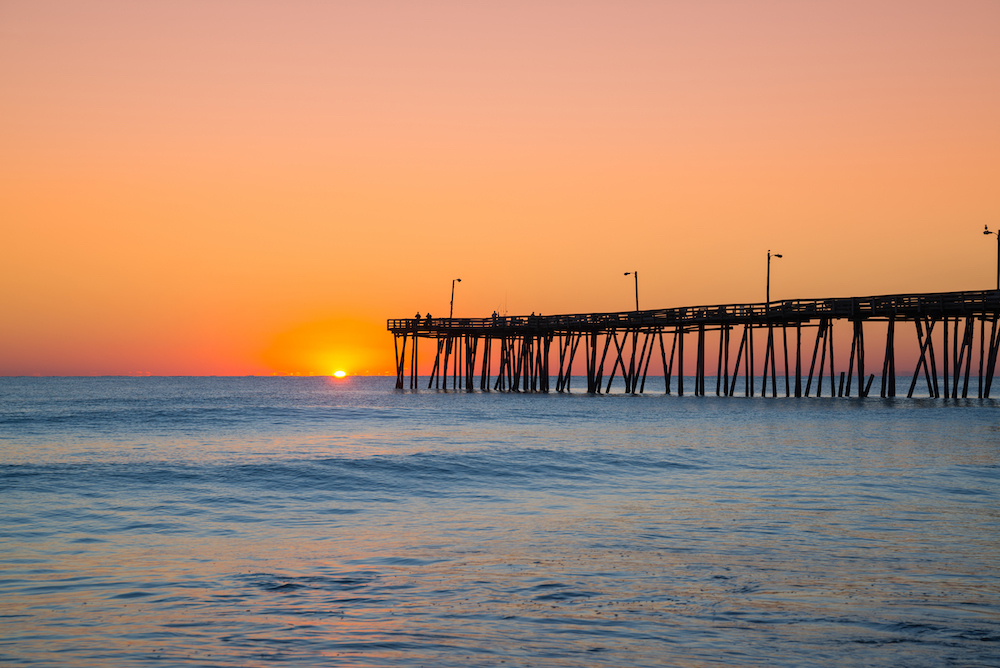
{"left": 2, "top": 0, "right": 998, "bottom": 375}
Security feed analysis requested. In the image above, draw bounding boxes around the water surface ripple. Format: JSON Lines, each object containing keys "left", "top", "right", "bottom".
{"left": 1, "top": 377, "right": 998, "bottom": 667}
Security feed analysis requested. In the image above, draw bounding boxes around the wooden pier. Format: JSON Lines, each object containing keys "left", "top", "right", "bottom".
{"left": 388, "top": 289, "right": 1000, "bottom": 398}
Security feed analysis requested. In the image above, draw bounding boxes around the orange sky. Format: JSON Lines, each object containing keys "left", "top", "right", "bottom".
{"left": 2, "top": 0, "right": 998, "bottom": 376}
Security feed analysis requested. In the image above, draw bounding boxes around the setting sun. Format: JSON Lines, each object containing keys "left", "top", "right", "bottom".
{"left": 333, "top": 370, "right": 347, "bottom": 378}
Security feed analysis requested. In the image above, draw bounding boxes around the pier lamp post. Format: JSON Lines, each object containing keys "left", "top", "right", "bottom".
{"left": 624, "top": 272, "right": 639, "bottom": 311}
{"left": 449, "top": 278, "right": 462, "bottom": 318}
{"left": 767, "top": 251, "right": 782, "bottom": 312}
{"left": 985, "top": 226, "right": 999, "bottom": 291}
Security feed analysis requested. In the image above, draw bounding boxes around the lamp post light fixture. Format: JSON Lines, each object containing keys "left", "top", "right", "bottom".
{"left": 985, "top": 226, "right": 999, "bottom": 291}
{"left": 449, "top": 278, "right": 462, "bottom": 318}
{"left": 767, "top": 250, "right": 783, "bottom": 312}
{"left": 624, "top": 271, "right": 639, "bottom": 311}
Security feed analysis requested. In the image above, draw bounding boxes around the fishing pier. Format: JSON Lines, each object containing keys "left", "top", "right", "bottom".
{"left": 388, "top": 289, "right": 1000, "bottom": 398}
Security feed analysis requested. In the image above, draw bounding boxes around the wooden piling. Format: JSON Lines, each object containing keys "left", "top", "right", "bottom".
{"left": 908, "top": 319, "right": 936, "bottom": 398}
{"left": 856, "top": 320, "right": 867, "bottom": 397}
{"left": 664, "top": 329, "right": 677, "bottom": 395}
{"left": 678, "top": 326, "right": 685, "bottom": 396}
{"left": 881, "top": 317, "right": 895, "bottom": 397}
{"left": 926, "top": 317, "right": 940, "bottom": 398}
{"left": 640, "top": 330, "right": 655, "bottom": 394}
{"left": 729, "top": 325, "right": 746, "bottom": 397}
{"left": 827, "top": 321, "right": 836, "bottom": 397}
{"left": 716, "top": 325, "right": 726, "bottom": 396}
{"left": 795, "top": 323, "right": 802, "bottom": 397}
{"left": 805, "top": 319, "right": 825, "bottom": 397}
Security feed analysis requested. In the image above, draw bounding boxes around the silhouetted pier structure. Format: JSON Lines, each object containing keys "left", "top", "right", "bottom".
{"left": 388, "top": 290, "right": 1000, "bottom": 398}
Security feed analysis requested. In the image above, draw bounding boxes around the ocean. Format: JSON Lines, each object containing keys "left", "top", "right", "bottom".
{"left": 1, "top": 376, "right": 998, "bottom": 667}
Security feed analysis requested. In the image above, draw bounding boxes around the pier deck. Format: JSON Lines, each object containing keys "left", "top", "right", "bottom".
{"left": 388, "top": 289, "right": 1000, "bottom": 398}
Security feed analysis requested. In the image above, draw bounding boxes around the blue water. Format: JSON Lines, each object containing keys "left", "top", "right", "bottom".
{"left": 1, "top": 376, "right": 998, "bottom": 667}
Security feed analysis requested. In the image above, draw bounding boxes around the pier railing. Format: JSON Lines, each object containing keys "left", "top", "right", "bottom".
{"left": 389, "top": 289, "right": 1000, "bottom": 333}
